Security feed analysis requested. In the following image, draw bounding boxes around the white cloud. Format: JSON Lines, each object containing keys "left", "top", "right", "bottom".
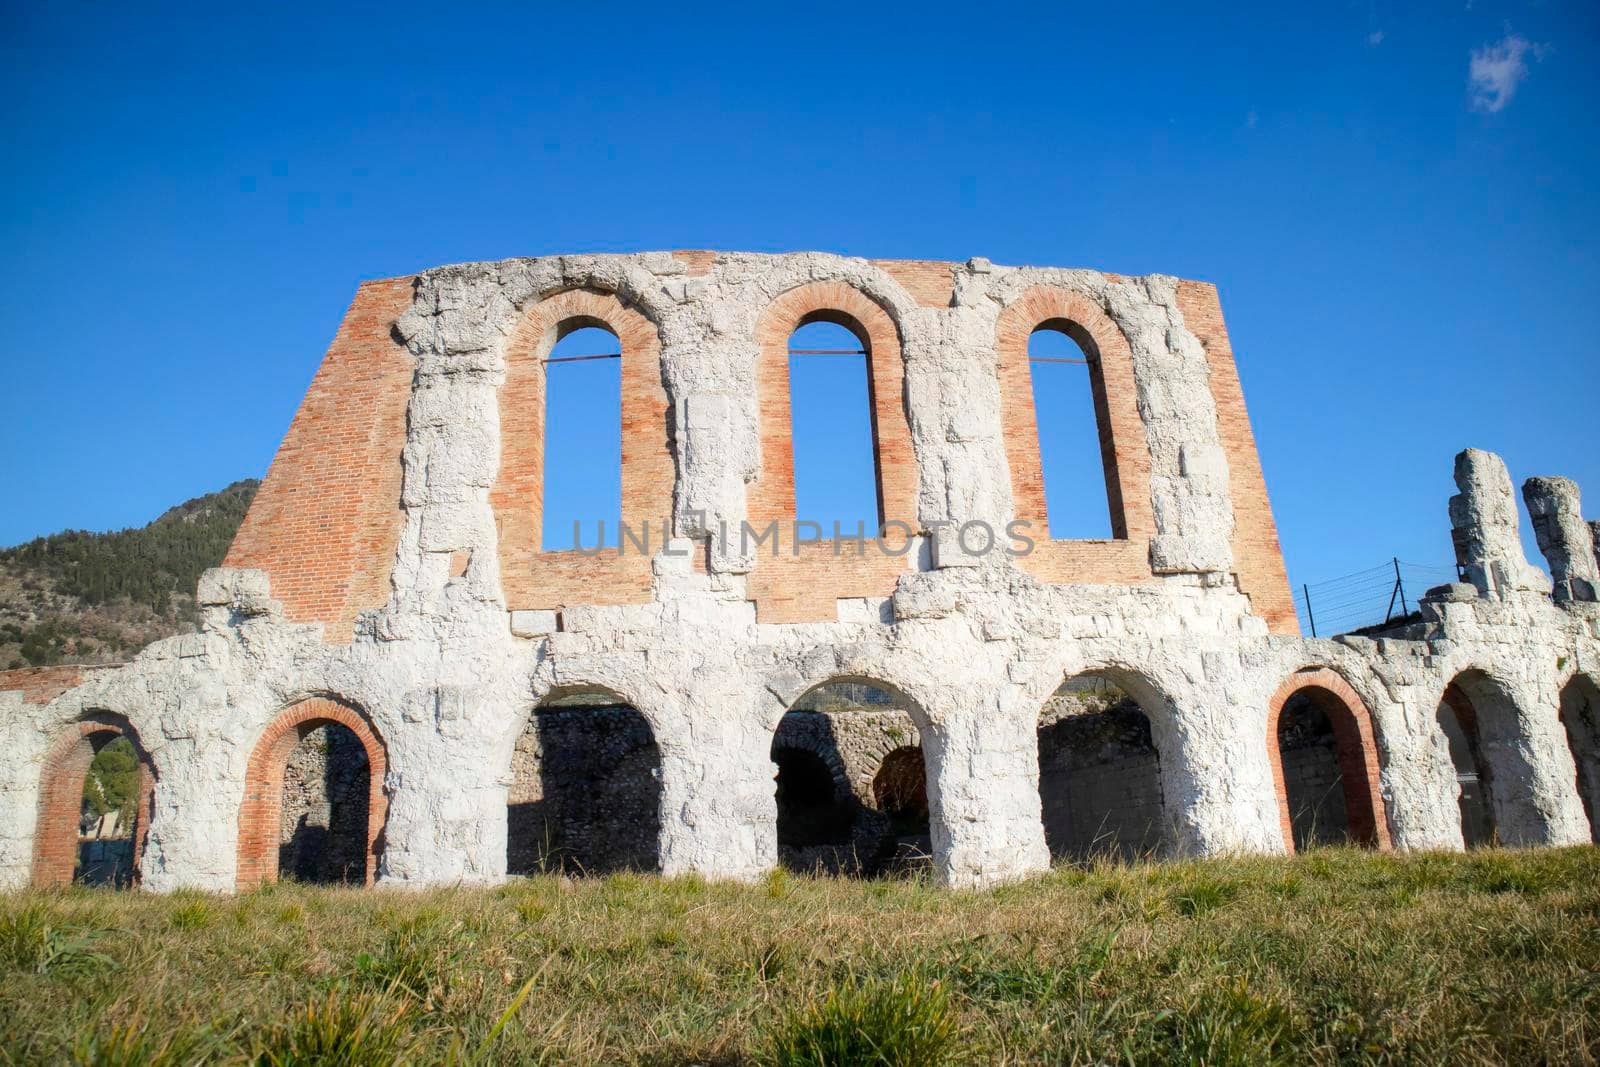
{"left": 1468, "top": 32, "right": 1546, "bottom": 113}
{"left": 1368, "top": 30, "right": 1385, "bottom": 47}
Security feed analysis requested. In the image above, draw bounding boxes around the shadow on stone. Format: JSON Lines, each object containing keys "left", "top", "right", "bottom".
{"left": 508, "top": 701, "right": 662, "bottom": 876}
{"left": 279, "top": 723, "right": 369, "bottom": 885}
{"left": 1038, "top": 674, "right": 1167, "bottom": 862}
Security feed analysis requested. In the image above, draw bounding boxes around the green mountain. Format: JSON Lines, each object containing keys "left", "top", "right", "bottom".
{"left": 0, "top": 480, "right": 259, "bottom": 670}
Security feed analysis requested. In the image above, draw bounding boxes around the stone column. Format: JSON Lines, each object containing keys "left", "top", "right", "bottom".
{"left": 922, "top": 706, "right": 1050, "bottom": 888}
{"left": 1152, "top": 664, "right": 1286, "bottom": 856}
{"left": 654, "top": 710, "right": 777, "bottom": 881}
{"left": 140, "top": 733, "right": 246, "bottom": 893}
{"left": 1477, "top": 674, "right": 1592, "bottom": 847}
{"left": 1449, "top": 449, "right": 1548, "bottom": 598}
{"left": 377, "top": 686, "right": 510, "bottom": 886}
{"left": 1523, "top": 477, "right": 1599, "bottom": 602}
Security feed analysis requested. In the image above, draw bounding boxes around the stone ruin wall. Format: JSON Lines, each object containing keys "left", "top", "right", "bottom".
{"left": 0, "top": 250, "right": 1595, "bottom": 894}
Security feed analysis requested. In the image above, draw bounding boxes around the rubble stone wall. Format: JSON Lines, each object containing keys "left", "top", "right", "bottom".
{"left": 0, "top": 252, "right": 1594, "bottom": 894}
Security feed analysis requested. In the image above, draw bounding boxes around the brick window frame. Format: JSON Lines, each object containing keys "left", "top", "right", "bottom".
{"left": 996, "top": 287, "right": 1154, "bottom": 584}
{"left": 493, "top": 288, "right": 674, "bottom": 612}
{"left": 236, "top": 696, "right": 388, "bottom": 889}
{"left": 1265, "top": 669, "right": 1390, "bottom": 852}
{"left": 32, "top": 712, "right": 155, "bottom": 887}
{"left": 746, "top": 282, "right": 918, "bottom": 623}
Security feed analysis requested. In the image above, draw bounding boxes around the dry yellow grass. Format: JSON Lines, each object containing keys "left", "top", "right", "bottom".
{"left": 1, "top": 846, "right": 1597, "bottom": 1064}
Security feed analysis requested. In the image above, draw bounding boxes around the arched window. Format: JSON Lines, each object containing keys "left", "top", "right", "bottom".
{"left": 1028, "top": 324, "right": 1114, "bottom": 539}
{"left": 1275, "top": 695, "right": 1350, "bottom": 848}
{"left": 507, "top": 689, "right": 661, "bottom": 875}
{"left": 1266, "top": 677, "right": 1387, "bottom": 852}
{"left": 542, "top": 325, "right": 622, "bottom": 551}
{"left": 787, "top": 318, "right": 882, "bottom": 536}
{"left": 1037, "top": 671, "right": 1166, "bottom": 861}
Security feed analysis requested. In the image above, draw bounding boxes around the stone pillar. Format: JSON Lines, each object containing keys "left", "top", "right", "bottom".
{"left": 1522, "top": 477, "right": 1598, "bottom": 603}
{"left": 922, "top": 708, "right": 1050, "bottom": 888}
{"left": 1375, "top": 693, "right": 1471, "bottom": 852}
{"left": 0, "top": 696, "right": 51, "bottom": 890}
{"left": 655, "top": 712, "right": 776, "bottom": 881}
{"left": 1478, "top": 675, "right": 1592, "bottom": 848}
{"left": 140, "top": 735, "right": 244, "bottom": 893}
{"left": 377, "top": 686, "right": 508, "bottom": 886}
{"left": 1158, "top": 702, "right": 1288, "bottom": 857}
{"left": 1448, "top": 449, "right": 1548, "bottom": 598}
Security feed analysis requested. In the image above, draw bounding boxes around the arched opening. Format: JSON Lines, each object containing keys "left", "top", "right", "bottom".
{"left": 1437, "top": 669, "right": 1557, "bottom": 847}
{"left": 1266, "top": 673, "right": 1388, "bottom": 852}
{"left": 507, "top": 690, "right": 662, "bottom": 875}
{"left": 1277, "top": 697, "right": 1349, "bottom": 848}
{"left": 33, "top": 713, "right": 155, "bottom": 888}
{"left": 872, "top": 746, "right": 929, "bottom": 837}
{"left": 1027, "top": 324, "right": 1115, "bottom": 539}
{"left": 542, "top": 323, "right": 622, "bottom": 551}
{"left": 787, "top": 317, "right": 882, "bottom": 536}
{"left": 277, "top": 723, "right": 371, "bottom": 884}
{"left": 773, "top": 747, "right": 851, "bottom": 849}
{"left": 1437, "top": 687, "right": 1494, "bottom": 847}
{"left": 1558, "top": 674, "right": 1600, "bottom": 843}
{"left": 237, "top": 697, "right": 387, "bottom": 889}
{"left": 1036, "top": 672, "right": 1166, "bottom": 861}
{"left": 771, "top": 681, "right": 930, "bottom": 876}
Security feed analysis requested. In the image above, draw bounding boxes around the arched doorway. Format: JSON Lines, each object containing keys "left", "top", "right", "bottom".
{"left": 1558, "top": 674, "right": 1600, "bottom": 843}
{"left": 33, "top": 712, "right": 154, "bottom": 887}
{"left": 507, "top": 689, "right": 662, "bottom": 875}
{"left": 1036, "top": 671, "right": 1167, "bottom": 861}
{"left": 771, "top": 681, "right": 930, "bottom": 876}
{"left": 237, "top": 697, "right": 387, "bottom": 889}
{"left": 1437, "top": 684, "right": 1494, "bottom": 847}
{"left": 1266, "top": 672, "right": 1388, "bottom": 852}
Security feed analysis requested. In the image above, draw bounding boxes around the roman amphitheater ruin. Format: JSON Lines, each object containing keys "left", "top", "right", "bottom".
{"left": 2, "top": 250, "right": 1596, "bottom": 893}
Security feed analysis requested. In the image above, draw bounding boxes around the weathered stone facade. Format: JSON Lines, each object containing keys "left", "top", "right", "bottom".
{"left": 0, "top": 251, "right": 1595, "bottom": 893}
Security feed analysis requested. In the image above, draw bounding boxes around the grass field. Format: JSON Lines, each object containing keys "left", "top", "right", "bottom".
{"left": 2, "top": 847, "right": 1597, "bottom": 1065}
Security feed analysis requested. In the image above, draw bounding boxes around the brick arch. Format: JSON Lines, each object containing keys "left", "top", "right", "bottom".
{"left": 769, "top": 732, "right": 851, "bottom": 793}
{"left": 493, "top": 287, "right": 673, "bottom": 612}
{"left": 872, "top": 745, "right": 928, "bottom": 817}
{"left": 747, "top": 282, "right": 918, "bottom": 623}
{"left": 236, "top": 696, "right": 388, "bottom": 889}
{"left": 32, "top": 712, "right": 155, "bottom": 887}
{"left": 1266, "top": 668, "right": 1390, "bottom": 852}
{"left": 996, "top": 286, "right": 1153, "bottom": 584}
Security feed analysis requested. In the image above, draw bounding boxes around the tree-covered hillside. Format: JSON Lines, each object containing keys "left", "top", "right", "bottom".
{"left": 0, "top": 480, "right": 258, "bottom": 669}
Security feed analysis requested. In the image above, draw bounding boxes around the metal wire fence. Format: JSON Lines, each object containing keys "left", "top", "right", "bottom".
{"left": 1292, "top": 559, "right": 1463, "bottom": 637}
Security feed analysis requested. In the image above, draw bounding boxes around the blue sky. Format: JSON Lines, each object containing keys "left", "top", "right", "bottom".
{"left": 2, "top": 2, "right": 1595, "bottom": 612}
